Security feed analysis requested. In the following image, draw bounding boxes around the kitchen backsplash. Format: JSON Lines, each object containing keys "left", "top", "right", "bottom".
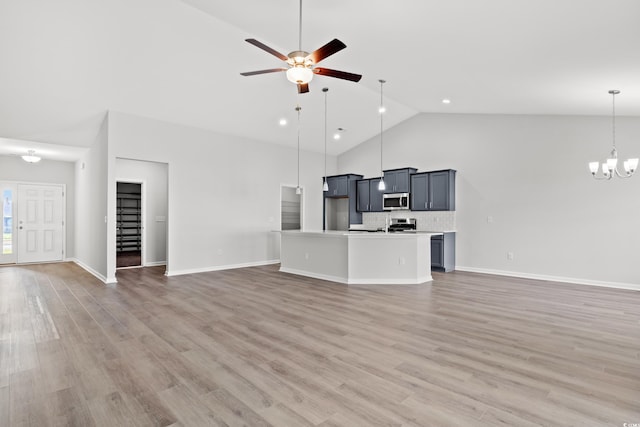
{"left": 362, "top": 211, "right": 456, "bottom": 232}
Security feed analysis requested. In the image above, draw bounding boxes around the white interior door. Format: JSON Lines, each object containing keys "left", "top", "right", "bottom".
{"left": 0, "top": 182, "right": 17, "bottom": 264}
{"left": 17, "top": 184, "right": 65, "bottom": 263}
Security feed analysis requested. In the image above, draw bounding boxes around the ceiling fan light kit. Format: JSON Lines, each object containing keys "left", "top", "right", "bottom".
{"left": 286, "top": 66, "right": 313, "bottom": 85}
{"left": 240, "top": 0, "right": 361, "bottom": 94}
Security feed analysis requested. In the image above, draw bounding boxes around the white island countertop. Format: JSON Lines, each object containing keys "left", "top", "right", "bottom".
{"left": 279, "top": 230, "right": 438, "bottom": 285}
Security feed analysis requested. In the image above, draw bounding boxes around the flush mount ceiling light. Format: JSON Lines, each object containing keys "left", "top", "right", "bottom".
{"left": 588, "top": 90, "right": 638, "bottom": 180}
{"left": 378, "top": 79, "right": 387, "bottom": 191}
{"left": 442, "top": 98, "right": 451, "bottom": 104}
{"left": 240, "top": 0, "right": 362, "bottom": 94}
{"left": 22, "top": 149, "right": 41, "bottom": 163}
{"left": 279, "top": 118, "right": 287, "bottom": 126}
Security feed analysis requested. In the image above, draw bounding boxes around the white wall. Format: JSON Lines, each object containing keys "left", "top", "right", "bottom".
{"left": 75, "top": 116, "right": 110, "bottom": 281}
{"left": 338, "top": 113, "right": 640, "bottom": 288}
{"left": 115, "top": 158, "right": 168, "bottom": 265}
{"left": 108, "top": 111, "right": 336, "bottom": 277}
{"left": 0, "top": 155, "right": 76, "bottom": 258}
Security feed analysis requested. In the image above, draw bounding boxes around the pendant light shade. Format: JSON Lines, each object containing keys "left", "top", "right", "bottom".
{"left": 378, "top": 79, "right": 386, "bottom": 191}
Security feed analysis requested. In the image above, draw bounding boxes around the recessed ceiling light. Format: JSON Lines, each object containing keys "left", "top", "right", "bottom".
{"left": 333, "top": 133, "right": 341, "bottom": 140}
{"left": 378, "top": 106, "right": 386, "bottom": 114}
{"left": 279, "top": 118, "right": 287, "bottom": 126}
{"left": 442, "top": 99, "right": 451, "bottom": 104}
{"left": 334, "top": 127, "right": 345, "bottom": 140}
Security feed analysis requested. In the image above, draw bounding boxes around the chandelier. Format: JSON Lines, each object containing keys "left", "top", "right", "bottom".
{"left": 588, "top": 90, "right": 638, "bottom": 179}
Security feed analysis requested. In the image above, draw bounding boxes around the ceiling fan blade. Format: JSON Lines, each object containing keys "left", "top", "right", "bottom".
{"left": 245, "top": 39, "right": 288, "bottom": 61}
{"left": 297, "top": 83, "right": 309, "bottom": 94}
{"left": 313, "top": 67, "right": 362, "bottom": 82}
{"left": 307, "top": 39, "right": 347, "bottom": 64}
{"left": 240, "top": 68, "right": 287, "bottom": 76}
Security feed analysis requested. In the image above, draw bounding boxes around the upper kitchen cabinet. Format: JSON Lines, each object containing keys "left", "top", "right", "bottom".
{"left": 410, "top": 169, "right": 456, "bottom": 211}
{"left": 383, "top": 168, "right": 417, "bottom": 193}
{"left": 323, "top": 174, "right": 362, "bottom": 197}
{"left": 356, "top": 178, "right": 384, "bottom": 212}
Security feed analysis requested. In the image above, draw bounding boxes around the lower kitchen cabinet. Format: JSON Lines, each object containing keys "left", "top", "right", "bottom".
{"left": 431, "top": 232, "right": 455, "bottom": 272}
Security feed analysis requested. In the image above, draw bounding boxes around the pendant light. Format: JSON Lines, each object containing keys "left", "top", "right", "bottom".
{"left": 323, "top": 87, "right": 329, "bottom": 191}
{"left": 378, "top": 79, "right": 387, "bottom": 191}
{"left": 588, "top": 90, "right": 638, "bottom": 179}
{"left": 295, "top": 105, "right": 302, "bottom": 194}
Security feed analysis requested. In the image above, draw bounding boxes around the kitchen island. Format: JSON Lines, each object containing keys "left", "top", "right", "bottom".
{"left": 280, "top": 230, "right": 442, "bottom": 285}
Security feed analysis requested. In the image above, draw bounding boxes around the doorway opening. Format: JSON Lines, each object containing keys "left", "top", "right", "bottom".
{"left": 281, "top": 186, "right": 303, "bottom": 231}
{"left": 116, "top": 181, "right": 142, "bottom": 268}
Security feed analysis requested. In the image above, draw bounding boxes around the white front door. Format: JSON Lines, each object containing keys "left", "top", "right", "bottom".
{"left": 17, "top": 184, "right": 65, "bottom": 263}
{"left": 0, "top": 182, "right": 17, "bottom": 264}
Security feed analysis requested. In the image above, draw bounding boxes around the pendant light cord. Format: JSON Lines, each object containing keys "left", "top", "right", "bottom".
{"left": 296, "top": 105, "right": 301, "bottom": 188}
{"left": 324, "top": 88, "right": 328, "bottom": 183}
{"left": 380, "top": 79, "right": 385, "bottom": 176}
{"left": 298, "top": 0, "right": 303, "bottom": 51}
{"left": 612, "top": 91, "right": 616, "bottom": 150}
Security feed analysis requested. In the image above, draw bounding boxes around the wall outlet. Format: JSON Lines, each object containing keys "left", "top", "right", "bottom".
{"left": 304, "top": 253, "right": 309, "bottom": 260}
{"left": 507, "top": 251, "right": 514, "bottom": 260}
{"left": 487, "top": 216, "right": 494, "bottom": 223}
{"left": 398, "top": 257, "right": 406, "bottom": 265}
{"left": 217, "top": 248, "right": 223, "bottom": 255}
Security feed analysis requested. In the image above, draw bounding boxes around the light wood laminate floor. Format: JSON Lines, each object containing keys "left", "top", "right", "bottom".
{"left": 1, "top": 262, "right": 639, "bottom": 426}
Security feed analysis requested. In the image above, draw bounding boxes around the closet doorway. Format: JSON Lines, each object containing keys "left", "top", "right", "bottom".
{"left": 281, "top": 185, "right": 303, "bottom": 230}
{"left": 116, "top": 181, "right": 142, "bottom": 268}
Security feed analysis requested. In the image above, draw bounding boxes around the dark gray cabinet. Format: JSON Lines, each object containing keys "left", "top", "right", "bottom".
{"left": 356, "top": 178, "right": 384, "bottom": 212}
{"left": 410, "top": 169, "right": 456, "bottom": 211}
{"left": 383, "top": 167, "right": 417, "bottom": 193}
{"left": 431, "top": 232, "right": 455, "bottom": 272}
{"left": 323, "top": 173, "right": 363, "bottom": 230}
{"left": 325, "top": 175, "right": 349, "bottom": 197}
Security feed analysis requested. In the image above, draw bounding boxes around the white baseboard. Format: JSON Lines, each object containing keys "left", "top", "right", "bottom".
{"left": 165, "top": 259, "right": 279, "bottom": 277}
{"left": 144, "top": 261, "right": 167, "bottom": 267}
{"left": 279, "top": 267, "right": 348, "bottom": 284}
{"left": 455, "top": 266, "right": 640, "bottom": 292}
{"left": 279, "top": 267, "right": 432, "bottom": 285}
{"left": 70, "top": 258, "right": 117, "bottom": 284}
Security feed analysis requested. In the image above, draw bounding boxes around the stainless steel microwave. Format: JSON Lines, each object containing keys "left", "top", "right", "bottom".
{"left": 383, "top": 193, "right": 410, "bottom": 210}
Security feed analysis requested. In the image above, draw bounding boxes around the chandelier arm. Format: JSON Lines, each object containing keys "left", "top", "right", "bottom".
{"left": 591, "top": 172, "right": 613, "bottom": 180}
{"left": 613, "top": 168, "right": 634, "bottom": 178}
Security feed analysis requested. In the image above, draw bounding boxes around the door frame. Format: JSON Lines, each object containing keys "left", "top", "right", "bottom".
{"left": 280, "top": 184, "right": 304, "bottom": 231}
{"left": 0, "top": 182, "right": 17, "bottom": 264}
{"left": 0, "top": 181, "right": 66, "bottom": 265}
{"left": 115, "top": 179, "right": 146, "bottom": 268}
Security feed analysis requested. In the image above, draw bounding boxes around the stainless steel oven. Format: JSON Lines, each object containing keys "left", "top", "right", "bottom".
{"left": 383, "top": 193, "right": 410, "bottom": 210}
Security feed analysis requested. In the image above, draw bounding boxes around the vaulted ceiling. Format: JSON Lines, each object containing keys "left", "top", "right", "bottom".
{"left": 1, "top": 0, "right": 639, "bottom": 160}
